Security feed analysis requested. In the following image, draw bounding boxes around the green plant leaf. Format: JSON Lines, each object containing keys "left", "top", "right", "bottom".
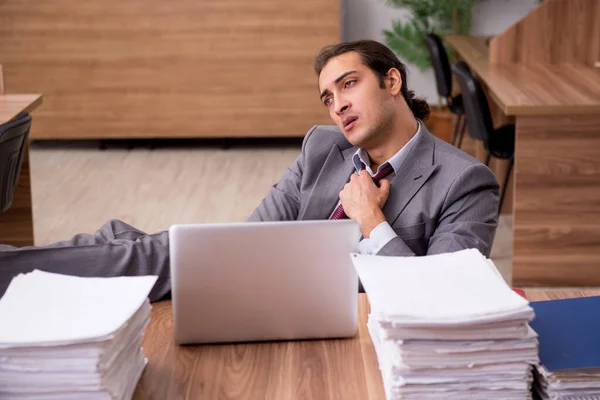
{"left": 382, "top": 0, "right": 477, "bottom": 70}
{"left": 383, "top": 20, "right": 431, "bottom": 72}
{"left": 385, "top": 0, "right": 423, "bottom": 9}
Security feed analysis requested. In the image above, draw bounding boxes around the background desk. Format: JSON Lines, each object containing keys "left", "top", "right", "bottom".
{"left": 0, "top": 94, "right": 42, "bottom": 247}
{"left": 0, "top": 95, "right": 42, "bottom": 122}
{"left": 445, "top": 37, "right": 600, "bottom": 116}
{"left": 446, "top": 30, "right": 600, "bottom": 287}
{"left": 133, "top": 290, "right": 600, "bottom": 399}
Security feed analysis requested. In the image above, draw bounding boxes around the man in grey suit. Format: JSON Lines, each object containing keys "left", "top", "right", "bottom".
{"left": 0, "top": 40, "right": 499, "bottom": 302}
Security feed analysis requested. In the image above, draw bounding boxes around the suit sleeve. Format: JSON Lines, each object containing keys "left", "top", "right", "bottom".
{"left": 376, "top": 163, "right": 500, "bottom": 257}
{"left": 247, "top": 126, "right": 316, "bottom": 222}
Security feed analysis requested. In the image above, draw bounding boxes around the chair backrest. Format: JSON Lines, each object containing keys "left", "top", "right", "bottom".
{"left": 451, "top": 61, "right": 495, "bottom": 144}
{"left": 423, "top": 33, "right": 452, "bottom": 98}
{"left": 0, "top": 112, "right": 32, "bottom": 213}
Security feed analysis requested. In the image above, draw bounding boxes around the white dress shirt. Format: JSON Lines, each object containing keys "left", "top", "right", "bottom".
{"left": 346, "top": 121, "right": 423, "bottom": 255}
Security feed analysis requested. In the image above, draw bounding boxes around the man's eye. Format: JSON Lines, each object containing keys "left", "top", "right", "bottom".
{"left": 324, "top": 98, "right": 332, "bottom": 106}
{"left": 344, "top": 80, "right": 356, "bottom": 88}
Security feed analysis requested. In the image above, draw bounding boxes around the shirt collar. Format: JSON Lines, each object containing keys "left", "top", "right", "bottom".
{"left": 352, "top": 119, "right": 423, "bottom": 175}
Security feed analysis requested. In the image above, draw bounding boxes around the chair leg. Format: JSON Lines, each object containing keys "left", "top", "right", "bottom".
{"left": 498, "top": 156, "right": 514, "bottom": 214}
{"left": 456, "top": 117, "right": 467, "bottom": 149}
{"left": 451, "top": 115, "right": 463, "bottom": 146}
{"left": 485, "top": 153, "right": 491, "bottom": 167}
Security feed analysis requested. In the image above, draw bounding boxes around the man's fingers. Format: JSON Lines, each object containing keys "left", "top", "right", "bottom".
{"left": 359, "top": 170, "right": 370, "bottom": 179}
{"left": 339, "top": 184, "right": 348, "bottom": 198}
{"left": 379, "top": 179, "right": 391, "bottom": 197}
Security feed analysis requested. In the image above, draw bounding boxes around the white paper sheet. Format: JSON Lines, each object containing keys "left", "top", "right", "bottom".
{"left": 0, "top": 270, "right": 157, "bottom": 346}
{"left": 351, "top": 249, "right": 532, "bottom": 324}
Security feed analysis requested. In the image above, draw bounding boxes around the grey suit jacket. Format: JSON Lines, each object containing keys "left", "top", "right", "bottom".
{"left": 248, "top": 124, "right": 500, "bottom": 257}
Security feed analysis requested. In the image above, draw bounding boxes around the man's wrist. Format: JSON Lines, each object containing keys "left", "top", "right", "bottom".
{"left": 358, "top": 208, "right": 386, "bottom": 238}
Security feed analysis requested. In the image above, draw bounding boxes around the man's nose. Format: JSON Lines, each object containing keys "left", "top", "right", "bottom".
{"left": 335, "top": 98, "right": 350, "bottom": 116}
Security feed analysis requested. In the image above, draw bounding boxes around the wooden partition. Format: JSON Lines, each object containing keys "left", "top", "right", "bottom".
{"left": 490, "top": 0, "right": 600, "bottom": 286}
{"left": 513, "top": 114, "right": 600, "bottom": 285}
{"left": 489, "top": 0, "right": 600, "bottom": 66}
{"left": 0, "top": 1, "right": 339, "bottom": 139}
{"left": 447, "top": 0, "right": 600, "bottom": 286}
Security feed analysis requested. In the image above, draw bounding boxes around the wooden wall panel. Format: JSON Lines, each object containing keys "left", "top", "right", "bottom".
{"left": 0, "top": 1, "right": 339, "bottom": 139}
{"left": 490, "top": 0, "right": 600, "bottom": 66}
{"left": 512, "top": 114, "right": 600, "bottom": 286}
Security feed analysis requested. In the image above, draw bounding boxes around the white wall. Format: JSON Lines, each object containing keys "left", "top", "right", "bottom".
{"left": 471, "top": 0, "right": 539, "bottom": 35}
{"left": 342, "top": 0, "right": 539, "bottom": 103}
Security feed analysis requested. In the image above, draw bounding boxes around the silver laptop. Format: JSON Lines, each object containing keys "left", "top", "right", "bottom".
{"left": 169, "top": 220, "right": 360, "bottom": 344}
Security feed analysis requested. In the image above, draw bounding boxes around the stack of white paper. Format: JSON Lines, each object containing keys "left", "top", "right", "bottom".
{"left": 528, "top": 295, "right": 600, "bottom": 400}
{"left": 352, "top": 249, "right": 539, "bottom": 400}
{"left": 534, "top": 366, "right": 600, "bottom": 400}
{"left": 0, "top": 270, "right": 157, "bottom": 400}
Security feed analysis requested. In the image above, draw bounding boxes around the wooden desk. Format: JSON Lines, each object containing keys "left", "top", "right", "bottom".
{"left": 0, "top": 95, "right": 43, "bottom": 122}
{"left": 0, "top": 94, "right": 43, "bottom": 247}
{"left": 446, "top": 35, "right": 600, "bottom": 287}
{"left": 133, "top": 290, "right": 600, "bottom": 399}
{"left": 446, "top": 37, "right": 600, "bottom": 116}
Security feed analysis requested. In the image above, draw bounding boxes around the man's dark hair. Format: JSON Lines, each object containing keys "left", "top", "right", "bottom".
{"left": 314, "top": 40, "right": 430, "bottom": 121}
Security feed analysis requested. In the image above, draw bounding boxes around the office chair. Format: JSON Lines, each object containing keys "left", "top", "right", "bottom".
{"left": 0, "top": 112, "right": 32, "bottom": 213}
{"left": 423, "top": 33, "right": 467, "bottom": 148}
{"left": 451, "top": 61, "right": 515, "bottom": 214}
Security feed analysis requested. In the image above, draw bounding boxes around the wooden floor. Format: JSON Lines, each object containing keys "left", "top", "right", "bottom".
{"left": 27, "top": 139, "right": 514, "bottom": 283}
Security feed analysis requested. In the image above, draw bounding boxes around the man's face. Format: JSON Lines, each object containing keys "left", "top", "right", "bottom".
{"left": 318, "top": 52, "right": 395, "bottom": 148}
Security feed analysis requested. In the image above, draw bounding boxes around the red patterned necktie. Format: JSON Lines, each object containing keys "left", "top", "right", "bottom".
{"left": 329, "top": 162, "right": 394, "bottom": 220}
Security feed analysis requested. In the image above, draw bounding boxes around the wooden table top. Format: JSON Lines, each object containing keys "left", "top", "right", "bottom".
{"left": 445, "top": 36, "right": 600, "bottom": 116}
{"left": 0, "top": 94, "right": 43, "bottom": 124}
{"left": 133, "top": 289, "right": 600, "bottom": 400}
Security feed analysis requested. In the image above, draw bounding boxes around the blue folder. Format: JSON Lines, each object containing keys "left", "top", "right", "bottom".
{"left": 529, "top": 295, "right": 600, "bottom": 372}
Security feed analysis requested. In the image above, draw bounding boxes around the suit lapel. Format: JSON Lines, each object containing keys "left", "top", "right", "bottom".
{"left": 299, "top": 125, "right": 440, "bottom": 223}
{"left": 382, "top": 127, "right": 439, "bottom": 226}
{"left": 299, "top": 145, "right": 356, "bottom": 220}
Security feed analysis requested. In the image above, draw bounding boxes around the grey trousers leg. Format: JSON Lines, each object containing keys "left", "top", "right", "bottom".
{"left": 0, "top": 219, "right": 170, "bottom": 302}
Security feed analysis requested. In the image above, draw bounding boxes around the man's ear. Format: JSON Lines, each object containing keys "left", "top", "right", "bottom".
{"left": 386, "top": 68, "right": 402, "bottom": 96}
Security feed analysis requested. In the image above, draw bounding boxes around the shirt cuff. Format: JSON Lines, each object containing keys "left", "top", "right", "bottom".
{"left": 358, "top": 221, "right": 397, "bottom": 255}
